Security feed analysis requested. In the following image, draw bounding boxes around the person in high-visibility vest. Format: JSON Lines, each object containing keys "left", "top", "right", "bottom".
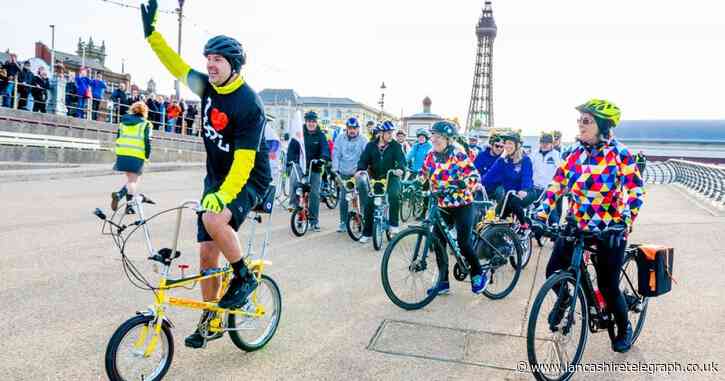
{"left": 111, "top": 101, "right": 152, "bottom": 214}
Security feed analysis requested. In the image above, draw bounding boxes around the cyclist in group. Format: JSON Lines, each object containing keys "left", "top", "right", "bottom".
{"left": 534, "top": 99, "right": 644, "bottom": 353}
{"left": 531, "top": 132, "right": 562, "bottom": 205}
{"left": 551, "top": 130, "right": 563, "bottom": 154}
{"left": 422, "top": 121, "right": 488, "bottom": 295}
{"left": 365, "top": 120, "right": 376, "bottom": 141}
{"left": 635, "top": 151, "right": 647, "bottom": 174}
{"left": 406, "top": 129, "right": 432, "bottom": 178}
{"left": 548, "top": 129, "right": 568, "bottom": 222}
{"left": 322, "top": 123, "right": 335, "bottom": 156}
{"left": 286, "top": 111, "right": 331, "bottom": 232}
{"left": 473, "top": 131, "right": 503, "bottom": 179}
{"left": 396, "top": 130, "right": 410, "bottom": 155}
{"left": 467, "top": 134, "right": 483, "bottom": 157}
{"left": 110, "top": 101, "right": 153, "bottom": 215}
{"left": 482, "top": 131, "right": 536, "bottom": 229}
{"left": 141, "top": 0, "right": 271, "bottom": 348}
{"left": 355, "top": 120, "right": 406, "bottom": 243}
{"left": 332, "top": 117, "right": 368, "bottom": 232}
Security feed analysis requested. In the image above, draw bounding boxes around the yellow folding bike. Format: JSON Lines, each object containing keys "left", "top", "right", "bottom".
{"left": 94, "top": 191, "right": 281, "bottom": 381}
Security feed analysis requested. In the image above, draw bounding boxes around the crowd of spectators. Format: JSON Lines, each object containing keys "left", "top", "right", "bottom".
{"left": 1, "top": 52, "right": 199, "bottom": 135}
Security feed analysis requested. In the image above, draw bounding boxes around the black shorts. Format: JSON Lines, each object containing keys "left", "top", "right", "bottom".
{"left": 196, "top": 185, "right": 261, "bottom": 243}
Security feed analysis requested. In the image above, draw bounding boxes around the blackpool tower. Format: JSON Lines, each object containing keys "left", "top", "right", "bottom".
{"left": 466, "top": 1, "right": 497, "bottom": 132}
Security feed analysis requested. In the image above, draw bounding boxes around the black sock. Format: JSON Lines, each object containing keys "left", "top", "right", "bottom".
{"left": 230, "top": 259, "right": 248, "bottom": 284}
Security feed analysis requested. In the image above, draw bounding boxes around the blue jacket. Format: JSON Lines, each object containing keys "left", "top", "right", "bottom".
{"left": 90, "top": 79, "right": 107, "bottom": 100}
{"left": 75, "top": 75, "right": 91, "bottom": 98}
{"left": 483, "top": 155, "right": 534, "bottom": 192}
{"left": 406, "top": 141, "right": 432, "bottom": 172}
{"left": 473, "top": 147, "right": 499, "bottom": 176}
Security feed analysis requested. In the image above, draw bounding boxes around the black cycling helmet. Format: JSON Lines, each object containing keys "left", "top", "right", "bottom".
{"left": 540, "top": 132, "right": 554, "bottom": 144}
{"left": 203, "top": 35, "right": 246, "bottom": 73}
{"left": 304, "top": 111, "right": 318, "bottom": 121}
{"left": 488, "top": 129, "right": 502, "bottom": 145}
{"left": 430, "top": 121, "right": 457, "bottom": 138}
{"left": 500, "top": 131, "right": 522, "bottom": 144}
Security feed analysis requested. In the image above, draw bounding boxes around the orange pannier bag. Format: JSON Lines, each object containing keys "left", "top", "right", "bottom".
{"left": 635, "top": 245, "right": 675, "bottom": 297}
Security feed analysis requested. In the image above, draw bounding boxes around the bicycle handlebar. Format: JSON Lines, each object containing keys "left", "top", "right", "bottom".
{"left": 532, "top": 215, "right": 626, "bottom": 242}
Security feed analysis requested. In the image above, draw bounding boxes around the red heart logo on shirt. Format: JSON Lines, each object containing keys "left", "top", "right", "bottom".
{"left": 210, "top": 108, "right": 229, "bottom": 132}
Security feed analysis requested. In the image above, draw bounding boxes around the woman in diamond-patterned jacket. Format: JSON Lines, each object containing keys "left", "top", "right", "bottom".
{"left": 534, "top": 99, "right": 645, "bottom": 354}
{"left": 420, "top": 121, "right": 488, "bottom": 296}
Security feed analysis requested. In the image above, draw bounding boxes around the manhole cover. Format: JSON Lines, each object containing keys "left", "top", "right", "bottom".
{"left": 368, "top": 319, "right": 528, "bottom": 371}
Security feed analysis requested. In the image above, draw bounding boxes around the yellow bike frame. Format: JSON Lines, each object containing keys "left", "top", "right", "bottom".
{"left": 126, "top": 199, "right": 275, "bottom": 356}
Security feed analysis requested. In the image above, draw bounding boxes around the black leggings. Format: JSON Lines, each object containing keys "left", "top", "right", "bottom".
{"left": 498, "top": 190, "right": 537, "bottom": 225}
{"left": 545, "top": 235, "right": 629, "bottom": 333}
{"left": 433, "top": 204, "right": 483, "bottom": 282}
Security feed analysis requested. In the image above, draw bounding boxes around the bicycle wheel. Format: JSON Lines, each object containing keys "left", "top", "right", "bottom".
{"left": 478, "top": 225, "right": 523, "bottom": 300}
{"left": 381, "top": 227, "right": 440, "bottom": 310}
{"left": 607, "top": 251, "right": 649, "bottom": 345}
{"left": 105, "top": 314, "right": 174, "bottom": 381}
{"left": 400, "top": 189, "right": 413, "bottom": 223}
{"left": 373, "top": 217, "right": 384, "bottom": 251}
{"left": 346, "top": 212, "right": 363, "bottom": 241}
{"left": 527, "top": 272, "right": 589, "bottom": 381}
{"left": 290, "top": 209, "right": 308, "bottom": 237}
{"left": 228, "top": 275, "right": 282, "bottom": 351}
{"left": 324, "top": 181, "right": 339, "bottom": 209}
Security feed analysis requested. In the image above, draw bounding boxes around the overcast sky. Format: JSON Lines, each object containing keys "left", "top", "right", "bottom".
{"left": 2, "top": 0, "right": 724, "bottom": 138}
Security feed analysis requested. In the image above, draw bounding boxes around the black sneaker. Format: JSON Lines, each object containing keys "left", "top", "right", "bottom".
{"left": 548, "top": 292, "right": 572, "bottom": 331}
{"left": 184, "top": 311, "right": 223, "bottom": 349}
{"left": 218, "top": 274, "right": 258, "bottom": 309}
{"left": 184, "top": 328, "right": 223, "bottom": 348}
{"left": 612, "top": 322, "right": 633, "bottom": 353}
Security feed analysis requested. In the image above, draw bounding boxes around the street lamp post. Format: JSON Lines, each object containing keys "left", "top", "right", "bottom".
{"left": 175, "top": 0, "right": 185, "bottom": 101}
{"left": 378, "top": 81, "right": 386, "bottom": 120}
{"left": 49, "top": 25, "right": 56, "bottom": 80}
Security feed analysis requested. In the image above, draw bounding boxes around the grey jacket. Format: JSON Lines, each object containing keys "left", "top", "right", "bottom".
{"left": 333, "top": 132, "right": 368, "bottom": 176}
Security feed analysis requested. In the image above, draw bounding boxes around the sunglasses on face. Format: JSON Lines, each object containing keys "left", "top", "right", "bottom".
{"left": 578, "top": 117, "right": 595, "bottom": 125}
{"left": 493, "top": 144, "right": 504, "bottom": 149}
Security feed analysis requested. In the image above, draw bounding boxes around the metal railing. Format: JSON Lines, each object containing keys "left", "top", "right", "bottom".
{"left": 2, "top": 78, "right": 201, "bottom": 135}
{"left": 644, "top": 159, "right": 725, "bottom": 208}
{"left": 0, "top": 110, "right": 205, "bottom": 153}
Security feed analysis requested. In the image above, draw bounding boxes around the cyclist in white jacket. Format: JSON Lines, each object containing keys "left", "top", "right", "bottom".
{"left": 531, "top": 133, "right": 562, "bottom": 200}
